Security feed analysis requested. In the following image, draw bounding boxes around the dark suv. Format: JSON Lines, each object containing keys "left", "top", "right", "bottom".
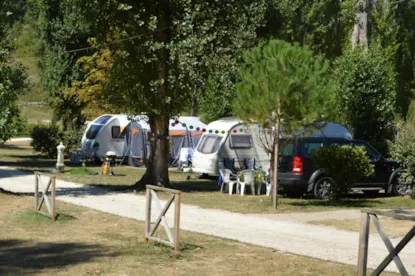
{"left": 278, "top": 137, "right": 405, "bottom": 199}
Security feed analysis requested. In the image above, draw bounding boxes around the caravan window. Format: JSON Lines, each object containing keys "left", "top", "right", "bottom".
{"left": 95, "top": 115, "right": 112, "bottom": 125}
{"left": 229, "top": 134, "right": 253, "bottom": 149}
{"left": 86, "top": 124, "right": 103, "bottom": 139}
{"left": 197, "top": 135, "right": 222, "bottom": 154}
{"left": 112, "top": 126, "right": 126, "bottom": 139}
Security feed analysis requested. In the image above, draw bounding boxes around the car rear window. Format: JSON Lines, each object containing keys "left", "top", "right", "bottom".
{"left": 280, "top": 140, "right": 294, "bottom": 157}
{"left": 302, "top": 141, "right": 323, "bottom": 157}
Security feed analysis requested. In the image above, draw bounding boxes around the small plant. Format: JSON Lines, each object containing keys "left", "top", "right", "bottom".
{"left": 30, "top": 123, "right": 63, "bottom": 158}
{"left": 313, "top": 145, "right": 374, "bottom": 201}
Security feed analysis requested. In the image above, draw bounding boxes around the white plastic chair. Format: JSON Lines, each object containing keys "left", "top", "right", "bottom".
{"left": 219, "top": 169, "right": 238, "bottom": 195}
{"left": 238, "top": 170, "right": 257, "bottom": 196}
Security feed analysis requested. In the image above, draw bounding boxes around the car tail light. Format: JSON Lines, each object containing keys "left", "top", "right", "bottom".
{"left": 292, "top": 157, "right": 303, "bottom": 174}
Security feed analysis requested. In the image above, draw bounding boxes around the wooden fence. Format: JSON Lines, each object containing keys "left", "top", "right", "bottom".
{"left": 357, "top": 209, "right": 415, "bottom": 276}
{"left": 145, "top": 185, "right": 181, "bottom": 252}
{"left": 34, "top": 171, "right": 57, "bottom": 220}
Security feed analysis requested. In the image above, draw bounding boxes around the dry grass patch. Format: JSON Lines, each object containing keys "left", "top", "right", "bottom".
{"left": 308, "top": 218, "right": 415, "bottom": 238}
{"left": 0, "top": 193, "right": 394, "bottom": 276}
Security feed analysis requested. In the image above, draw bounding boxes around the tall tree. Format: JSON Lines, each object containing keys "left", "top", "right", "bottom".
{"left": 333, "top": 47, "right": 396, "bottom": 155}
{"left": 26, "top": 0, "right": 93, "bottom": 129}
{"left": 0, "top": 1, "right": 28, "bottom": 142}
{"left": 258, "top": 0, "right": 356, "bottom": 61}
{"left": 80, "top": 0, "right": 265, "bottom": 187}
{"left": 370, "top": 0, "right": 415, "bottom": 118}
{"left": 351, "top": 0, "right": 369, "bottom": 48}
{"left": 233, "top": 40, "right": 335, "bottom": 208}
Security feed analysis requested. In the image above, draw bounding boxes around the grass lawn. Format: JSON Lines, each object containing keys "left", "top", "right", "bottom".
{"left": 308, "top": 218, "right": 415, "bottom": 238}
{"left": 1, "top": 144, "right": 415, "bottom": 214}
{"left": 19, "top": 105, "right": 52, "bottom": 125}
{"left": 0, "top": 193, "right": 395, "bottom": 276}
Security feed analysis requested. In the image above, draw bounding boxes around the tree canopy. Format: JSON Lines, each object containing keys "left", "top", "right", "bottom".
{"left": 0, "top": 1, "right": 27, "bottom": 143}
{"left": 233, "top": 39, "right": 336, "bottom": 207}
{"left": 333, "top": 46, "right": 396, "bottom": 155}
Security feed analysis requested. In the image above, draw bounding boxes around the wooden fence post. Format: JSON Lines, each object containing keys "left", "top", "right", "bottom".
{"left": 144, "top": 185, "right": 182, "bottom": 252}
{"left": 35, "top": 174, "right": 39, "bottom": 211}
{"left": 51, "top": 176, "right": 56, "bottom": 221}
{"left": 357, "top": 212, "right": 370, "bottom": 276}
{"left": 174, "top": 192, "right": 181, "bottom": 252}
{"left": 145, "top": 186, "right": 152, "bottom": 244}
{"left": 34, "top": 172, "right": 57, "bottom": 221}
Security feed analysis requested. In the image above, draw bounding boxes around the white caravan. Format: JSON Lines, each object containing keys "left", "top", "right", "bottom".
{"left": 81, "top": 114, "right": 131, "bottom": 158}
{"left": 124, "top": 116, "right": 207, "bottom": 166}
{"left": 81, "top": 114, "right": 207, "bottom": 164}
{"left": 192, "top": 117, "right": 270, "bottom": 175}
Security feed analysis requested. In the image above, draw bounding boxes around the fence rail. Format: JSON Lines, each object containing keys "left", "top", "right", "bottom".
{"left": 145, "top": 185, "right": 181, "bottom": 252}
{"left": 34, "top": 171, "right": 56, "bottom": 220}
{"left": 357, "top": 209, "right": 415, "bottom": 276}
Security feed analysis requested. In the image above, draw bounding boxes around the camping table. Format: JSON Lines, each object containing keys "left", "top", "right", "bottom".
{"left": 357, "top": 209, "right": 415, "bottom": 276}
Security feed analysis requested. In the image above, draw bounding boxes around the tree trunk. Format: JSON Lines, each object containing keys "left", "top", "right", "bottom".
{"left": 272, "top": 103, "right": 281, "bottom": 209}
{"left": 135, "top": 0, "right": 172, "bottom": 189}
{"left": 136, "top": 115, "right": 171, "bottom": 188}
{"left": 352, "top": 0, "right": 369, "bottom": 49}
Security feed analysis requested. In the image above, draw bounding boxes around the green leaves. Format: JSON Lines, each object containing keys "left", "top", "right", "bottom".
{"left": 314, "top": 144, "right": 374, "bottom": 201}
{"left": 333, "top": 47, "right": 396, "bottom": 155}
{"left": 234, "top": 39, "right": 336, "bottom": 148}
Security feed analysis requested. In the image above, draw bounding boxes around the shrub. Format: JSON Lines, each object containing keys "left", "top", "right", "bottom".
{"left": 62, "top": 127, "right": 83, "bottom": 154}
{"left": 333, "top": 47, "right": 396, "bottom": 156}
{"left": 389, "top": 120, "right": 415, "bottom": 192}
{"left": 30, "top": 124, "right": 63, "bottom": 158}
{"left": 313, "top": 145, "right": 374, "bottom": 201}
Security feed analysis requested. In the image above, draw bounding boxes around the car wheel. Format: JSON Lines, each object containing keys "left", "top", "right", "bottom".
{"left": 363, "top": 190, "right": 379, "bottom": 198}
{"left": 390, "top": 176, "right": 412, "bottom": 196}
{"left": 313, "top": 177, "right": 334, "bottom": 199}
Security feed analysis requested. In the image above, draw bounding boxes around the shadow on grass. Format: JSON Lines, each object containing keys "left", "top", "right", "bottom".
{"left": 0, "top": 158, "right": 56, "bottom": 170}
{"left": 0, "top": 239, "right": 116, "bottom": 275}
{"left": 88, "top": 178, "right": 220, "bottom": 194}
{"left": 284, "top": 193, "right": 390, "bottom": 209}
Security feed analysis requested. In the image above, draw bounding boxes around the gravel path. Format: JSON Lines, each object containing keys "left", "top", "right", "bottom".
{"left": 251, "top": 210, "right": 362, "bottom": 222}
{"left": 1, "top": 167, "right": 414, "bottom": 274}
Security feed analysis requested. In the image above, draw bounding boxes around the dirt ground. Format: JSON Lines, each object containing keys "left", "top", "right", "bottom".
{"left": 0, "top": 193, "right": 393, "bottom": 276}
{"left": 309, "top": 217, "right": 415, "bottom": 238}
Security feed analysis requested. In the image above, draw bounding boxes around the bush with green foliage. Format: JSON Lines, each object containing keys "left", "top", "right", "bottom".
{"left": 62, "top": 127, "right": 83, "bottom": 154}
{"left": 313, "top": 145, "right": 374, "bottom": 201}
{"left": 390, "top": 121, "right": 415, "bottom": 186}
{"left": 30, "top": 124, "right": 63, "bottom": 158}
{"left": 333, "top": 47, "right": 396, "bottom": 156}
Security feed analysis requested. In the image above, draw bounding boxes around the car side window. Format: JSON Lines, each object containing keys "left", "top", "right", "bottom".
{"left": 354, "top": 142, "right": 380, "bottom": 162}
{"left": 328, "top": 141, "right": 351, "bottom": 146}
{"left": 303, "top": 142, "right": 323, "bottom": 157}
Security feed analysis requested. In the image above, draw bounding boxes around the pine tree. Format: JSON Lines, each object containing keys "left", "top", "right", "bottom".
{"left": 233, "top": 40, "right": 335, "bottom": 208}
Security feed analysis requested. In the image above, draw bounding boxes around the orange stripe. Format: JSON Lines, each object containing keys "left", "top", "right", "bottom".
{"left": 170, "top": 131, "right": 185, "bottom": 136}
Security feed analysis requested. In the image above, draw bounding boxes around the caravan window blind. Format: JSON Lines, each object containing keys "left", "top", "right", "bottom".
{"left": 229, "top": 134, "right": 253, "bottom": 149}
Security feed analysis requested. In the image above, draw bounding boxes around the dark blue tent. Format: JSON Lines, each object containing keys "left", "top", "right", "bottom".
{"left": 292, "top": 122, "right": 353, "bottom": 139}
